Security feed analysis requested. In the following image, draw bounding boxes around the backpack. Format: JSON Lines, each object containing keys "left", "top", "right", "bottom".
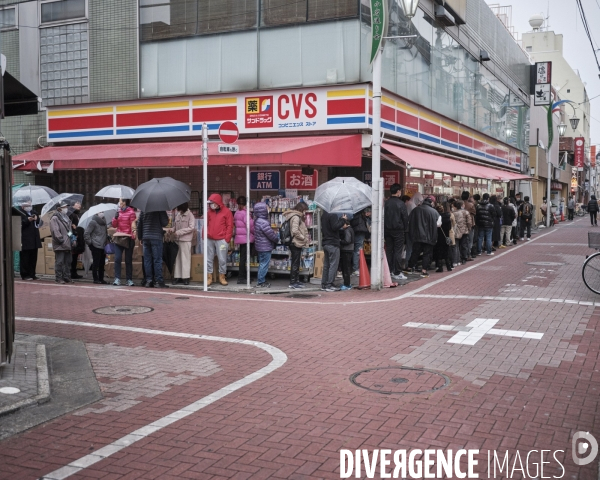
{"left": 279, "top": 219, "right": 292, "bottom": 247}
{"left": 522, "top": 203, "right": 532, "bottom": 218}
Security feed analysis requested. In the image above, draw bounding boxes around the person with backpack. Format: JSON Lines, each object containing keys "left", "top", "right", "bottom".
{"left": 519, "top": 196, "right": 533, "bottom": 240}
{"left": 500, "top": 197, "right": 516, "bottom": 247}
{"left": 171, "top": 202, "right": 196, "bottom": 286}
{"left": 321, "top": 209, "right": 347, "bottom": 291}
{"left": 253, "top": 202, "right": 279, "bottom": 288}
{"left": 588, "top": 195, "right": 599, "bottom": 226}
{"left": 339, "top": 218, "right": 354, "bottom": 290}
{"left": 282, "top": 202, "right": 310, "bottom": 289}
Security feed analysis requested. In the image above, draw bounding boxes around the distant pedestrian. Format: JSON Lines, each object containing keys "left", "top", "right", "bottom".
{"left": 138, "top": 209, "right": 169, "bottom": 288}
{"left": 490, "top": 195, "right": 502, "bottom": 249}
{"left": 434, "top": 203, "right": 454, "bottom": 272}
{"left": 405, "top": 197, "right": 441, "bottom": 278}
{"left": 519, "top": 196, "right": 534, "bottom": 240}
{"left": 453, "top": 200, "right": 472, "bottom": 264}
{"left": 111, "top": 198, "right": 137, "bottom": 286}
{"left": 17, "top": 201, "right": 42, "bottom": 281}
{"left": 339, "top": 219, "right": 354, "bottom": 290}
{"left": 206, "top": 193, "right": 234, "bottom": 286}
{"left": 283, "top": 201, "right": 310, "bottom": 289}
{"left": 471, "top": 194, "right": 481, "bottom": 258}
{"left": 321, "top": 210, "right": 347, "bottom": 291}
{"left": 461, "top": 191, "right": 476, "bottom": 261}
{"left": 50, "top": 202, "right": 74, "bottom": 284}
{"left": 589, "top": 195, "right": 599, "bottom": 226}
{"left": 69, "top": 201, "right": 85, "bottom": 279}
{"left": 384, "top": 183, "right": 408, "bottom": 280}
{"left": 510, "top": 197, "right": 518, "bottom": 245}
{"left": 84, "top": 209, "right": 108, "bottom": 284}
{"left": 567, "top": 195, "right": 576, "bottom": 221}
{"left": 476, "top": 193, "right": 495, "bottom": 255}
{"left": 171, "top": 203, "right": 195, "bottom": 286}
{"left": 253, "top": 202, "right": 279, "bottom": 288}
{"left": 234, "top": 196, "right": 255, "bottom": 284}
{"left": 500, "top": 197, "right": 516, "bottom": 247}
{"left": 350, "top": 208, "right": 370, "bottom": 276}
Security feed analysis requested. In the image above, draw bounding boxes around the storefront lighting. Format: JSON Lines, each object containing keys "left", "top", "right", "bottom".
{"left": 399, "top": 0, "right": 420, "bottom": 18}
{"left": 570, "top": 117, "right": 580, "bottom": 131}
{"left": 558, "top": 123, "right": 567, "bottom": 137}
{"left": 505, "top": 127, "right": 512, "bottom": 138}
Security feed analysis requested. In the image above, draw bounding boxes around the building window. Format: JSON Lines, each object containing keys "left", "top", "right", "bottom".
{"left": 567, "top": 89, "right": 570, "bottom": 93}
{"left": 0, "top": 7, "right": 17, "bottom": 30}
{"left": 41, "top": 0, "right": 86, "bottom": 25}
{"left": 525, "top": 46, "right": 532, "bottom": 52}
{"left": 262, "top": 0, "right": 358, "bottom": 26}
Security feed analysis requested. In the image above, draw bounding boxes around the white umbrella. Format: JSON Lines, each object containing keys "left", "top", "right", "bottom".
{"left": 96, "top": 184, "right": 135, "bottom": 199}
{"left": 78, "top": 203, "right": 118, "bottom": 230}
{"left": 13, "top": 185, "right": 58, "bottom": 206}
{"left": 41, "top": 193, "right": 84, "bottom": 217}
{"left": 314, "top": 177, "right": 372, "bottom": 214}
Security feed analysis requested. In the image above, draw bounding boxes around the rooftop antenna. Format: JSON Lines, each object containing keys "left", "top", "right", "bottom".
{"left": 545, "top": 0, "right": 550, "bottom": 31}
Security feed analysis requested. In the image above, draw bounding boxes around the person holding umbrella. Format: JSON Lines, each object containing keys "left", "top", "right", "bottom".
{"left": 50, "top": 201, "right": 75, "bottom": 284}
{"left": 16, "top": 200, "right": 42, "bottom": 280}
{"left": 171, "top": 203, "right": 196, "bottom": 285}
{"left": 138, "top": 209, "right": 169, "bottom": 288}
{"left": 111, "top": 198, "right": 138, "bottom": 286}
{"left": 69, "top": 202, "right": 85, "bottom": 279}
{"left": 84, "top": 208, "right": 108, "bottom": 284}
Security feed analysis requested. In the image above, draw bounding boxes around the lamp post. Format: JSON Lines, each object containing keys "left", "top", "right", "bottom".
{"left": 370, "top": 0, "right": 419, "bottom": 290}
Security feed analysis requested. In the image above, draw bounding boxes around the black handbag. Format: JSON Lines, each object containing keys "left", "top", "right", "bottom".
{"left": 113, "top": 235, "right": 132, "bottom": 249}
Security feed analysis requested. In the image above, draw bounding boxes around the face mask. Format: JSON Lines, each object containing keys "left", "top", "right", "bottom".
{"left": 24, "top": 207, "right": 32, "bottom": 213}
{"left": 98, "top": 212, "right": 105, "bottom": 219}
{"left": 210, "top": 203, "right": 218, "bottom": 210}
{"left": 121, "top": 206, "right": 127, "bottom": 211}
{"left": 56, "top": 208, "right": 63, "bottom": 214}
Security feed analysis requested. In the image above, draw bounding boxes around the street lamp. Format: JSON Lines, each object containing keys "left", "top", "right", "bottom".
{"left": 370, "top": 0, "right": 420, "bottom": 289}
{"left": 570, "top": 116, "right": 580, "bottom": 131}
{"left": 558, "top": 122, "right": 567, "bottom": 137}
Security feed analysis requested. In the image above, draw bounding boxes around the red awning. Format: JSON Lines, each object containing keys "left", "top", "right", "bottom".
{"left": 14, "top": 135, "right": 362, "bottom": 170}
{"left": 382, "top": 143, "right": 532, "bottom": 181}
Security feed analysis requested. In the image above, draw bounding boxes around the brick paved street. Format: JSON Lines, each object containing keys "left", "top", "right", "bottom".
{"left": 1, "top": 217, "right": 599, "bottom": 479}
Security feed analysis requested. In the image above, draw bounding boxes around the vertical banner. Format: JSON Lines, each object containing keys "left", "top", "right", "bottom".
{"left": 592, "top": 145, "right": 596, "bottom": 168}
{"left": 369, "top": 0, "right": 387, "bottom": 64}
{"left": 574, "top": 137, "right": 585, "bottom": 169}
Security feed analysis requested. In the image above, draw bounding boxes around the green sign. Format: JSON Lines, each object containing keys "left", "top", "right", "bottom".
{"left": 370, "top": 0, "right": 387, "bottom": 64}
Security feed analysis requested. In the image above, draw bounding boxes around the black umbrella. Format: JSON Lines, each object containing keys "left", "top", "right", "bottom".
{"left": 130, "top": 177, "right": 191, "bottom": 213}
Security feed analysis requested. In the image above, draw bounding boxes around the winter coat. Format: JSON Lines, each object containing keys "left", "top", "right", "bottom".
{"left": 407, "top": 200, "right": 439, "bottom": 245}
{"left": 50, "top": 213, "right": 73, "bottom": 251}
{"left": 112, "top": 206, "right": 137, "bottom": 237}
{"left": 568, "top": 198, "right": 576, "bottom": 209}
{"left": 340, "top": 225, "right": 355, "bottom": 252}
{"left": 511, "top": 204, "right": 518, "bottom": 227}
{"left": 206, "top": 193, "right": 233, "bottom": 242}
{"left": 406, "top": 192, "right": 423, "bottom": 216}
{"left": 501, "top": 205, "right": 516, "bottom": 227}
{"left": 253, "top": 202, "right": 279, "bottom": 252}
{"left": 588, "top": 198, "right": 599, "bottom": 213}
{"left": 283, "top": 210, "right": 310, "bottom": 248}
{"left": 475, "top": 200, "right": 495, "bottom": 229}
{"left": 321, "top": 211, "right": 347, "bottom": 247}
{"left": 491, "top": 203, "right": 502, "bottom": 242}
{"left": 138, "top": 211, "right": 169, "bottom": 242}
{"left": 234, "top": 209, "right": 255, "bottom": 245}
{"left": 436, "top": 212, "right": 454, "bottom": 250}
{"left": 464, "top": 199, "right": 476, "bottom": 222}
{"left": 384, "top": 196, "right": 408, "bottom": 235}
{"left": 453, "top": 209, "right": 472, "bottom": 237}
{"left": 173, "top": 209, "right": 196, "bottom": 242}
{"left": 18, "top": 207, "right": 42, "bottom": 251}
{"left": 350, "top": 210, "right": 370, "bottom": 235}
{"left": 84, "top": 215, "right": 108, "bottom": 249}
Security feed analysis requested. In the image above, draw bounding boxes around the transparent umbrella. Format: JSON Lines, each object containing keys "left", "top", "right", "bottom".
{"left": 95, "top": 184, "right": 135, "bottom": 199}
{"left": 314, "top": 177, "right": 372, "bottom": 214}
{"left": 41, "top": 193, "right": 84, "bottom": 217}
{"left": 13, "top": 185, "right": 58, "bottom": 206}
{"left": 78, "top": 203, "right": 119, "bottom": 230}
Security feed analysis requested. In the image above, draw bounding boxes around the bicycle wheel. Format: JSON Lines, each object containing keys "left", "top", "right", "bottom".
{"left": 582, "top": 252, "right": 600, "bottom": 294}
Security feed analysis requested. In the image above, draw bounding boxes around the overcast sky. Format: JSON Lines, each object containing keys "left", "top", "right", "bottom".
{"left": 484, "top": 0, "right": 600, "bottom": 146}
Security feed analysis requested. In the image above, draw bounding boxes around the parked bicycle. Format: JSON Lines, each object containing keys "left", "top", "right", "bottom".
{"left": 582, "top": 232, "right": 600, "bottom": 294}
{"left": 576, "top": 203, "right": 587, "bottom": 217}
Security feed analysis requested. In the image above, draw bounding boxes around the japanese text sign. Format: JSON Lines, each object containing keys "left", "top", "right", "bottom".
{"left": 370, "top": 0, "right": 387, "bottom": 64}
{"left": 250, "top": 171, "right": 280, "bottom": 191}
{"left": 285, "top": 170, "right": 319, "bottom": 190}
{"left": 574, "top": 137, "right": 585, "bottom": 169}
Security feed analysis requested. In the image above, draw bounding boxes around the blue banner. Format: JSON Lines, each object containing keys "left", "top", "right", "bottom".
{"left": 250, "top": 171, "right": 280, "bottom": 191}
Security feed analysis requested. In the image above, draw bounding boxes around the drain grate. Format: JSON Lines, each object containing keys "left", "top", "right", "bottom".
{"left": 287, "top": 293, "right": 320, "bottom": 299}
{"left": 350, "top": 366, "right": 450, "bottom": 395}
{"left": 93, "top": 306, "right": 154, "bottom": 316}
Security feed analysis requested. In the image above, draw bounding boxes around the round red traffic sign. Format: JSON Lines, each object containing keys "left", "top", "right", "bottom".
{"left": 218, "top": 121, "right": 239, "bottom": 144}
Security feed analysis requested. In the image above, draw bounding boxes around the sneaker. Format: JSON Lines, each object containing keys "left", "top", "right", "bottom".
{"left": 340, "top": 285, "right": 352, "bottom": 291}
{"left": 520, "top": 237, "right": 525, "bottom": 241}
{"left": 452, "top": 263, "right": 458, "bottom": 268}
{"left": 321, "top": 286, "right": 327, "bottom": 291}
{"left": 24, "top": 277, "right": 34, "bottom": 281}
{"left": 144, "top": 282, "right": 155, "bottom": 288}
{"left": 351, "top": 270, "right": 360, "bottom": 276}
{"left": 499, "top": 245, "right": 506, "bottom": 249}
{"left": 391, "top": 273, "right": 407, "bottom": 280}
{"left": 420, "top": 272, "right": 429, "bottom": 278}
{"left": 127, "top": 280, "right": 135, "bottom": 287}
{"left": 294, "top": 283, "right": 305, "bottom": 289}
{"left": 93, "top": 280, "right": 101, "bottom": 284}
{"left": 466, "top": 257, "right": 475, "bottom": 261}
{"left": 486, "top": 252, "right": 494, "bottom": 256}
{"left": 156, "top": 283, "right": 169, "bottom": 288}
{"left": 99, "top": 280, "right": 108, "bottom": 284}
{"left": 325, "top": 286, "right": 340, "bottom": 292}
{"left": 336, "top": 272, "right": 342, "bottom": 278}
{"left": 113, "top": 278, "right": 121, "bottom": 286}
{"left": 526, "top": 238, "right": 531, "bottom": 241}
{"left": 257, "top": 282, "right": 271, "bottom": 288}
{"left": 55, "top": 279, "right": 66, "bottom": 285}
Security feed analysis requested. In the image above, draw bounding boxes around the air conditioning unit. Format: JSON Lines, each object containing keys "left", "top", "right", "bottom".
{"left": 435, "top": 5, "right": 455, "bottom": 26}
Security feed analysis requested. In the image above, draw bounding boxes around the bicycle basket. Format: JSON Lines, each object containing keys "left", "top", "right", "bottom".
{"left": 588, "top": 232, "right": 600, "bottom": 248}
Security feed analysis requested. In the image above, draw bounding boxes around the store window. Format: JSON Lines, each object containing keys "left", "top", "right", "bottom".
{"left": 262, "top": 0, "right": 358, "bottom": 26}
{"left": 41, "top": 0, "right": 86, "bottom": 24}
{"left": 0, "top": 7, "right": 17, "bottom": 30}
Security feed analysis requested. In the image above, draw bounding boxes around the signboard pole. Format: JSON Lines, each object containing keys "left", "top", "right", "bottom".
{"left": 246, "top": 166, "right": 251, "bottom": 288}
{"left": 547, "top": 143, "right": 552, "bottom": 228}
{"left": 202, "top": 123, "right": 208, "bottom": 292}
{"left": 371, "top": 47, "right": 383, "bottom": 290}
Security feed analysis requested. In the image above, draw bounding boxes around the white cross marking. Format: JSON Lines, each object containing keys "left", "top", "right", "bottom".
{"left": 403, "top": 318, "right": 544, "bottom": 346}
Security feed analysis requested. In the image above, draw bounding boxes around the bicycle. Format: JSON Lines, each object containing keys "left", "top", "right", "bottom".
{"left": 582, "top": 232, "right": 600, "bottom": 294}
{"left": 576, "top": 203, "right": 587, "bottom": 217}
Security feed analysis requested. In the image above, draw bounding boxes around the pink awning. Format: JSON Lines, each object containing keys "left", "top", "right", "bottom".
{"left": 14, "top": 135, "right": 363, "bottom": 170}
{"left": 382, "top": 143, "right": 532, "bottom": 181}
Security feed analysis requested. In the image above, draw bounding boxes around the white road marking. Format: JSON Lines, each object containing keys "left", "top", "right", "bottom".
{"left": 404, "top": 318, "right": 544, "bottom": 345}
{"left": 411, "top": 294, "right": 600, "bottom": 306}
{"left": 15, "top": 317, "right": 287, "bottom": 480}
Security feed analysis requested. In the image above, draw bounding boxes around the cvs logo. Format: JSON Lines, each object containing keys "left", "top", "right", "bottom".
{"left": 277, "top": 93, "right": 317, "bottom": 120}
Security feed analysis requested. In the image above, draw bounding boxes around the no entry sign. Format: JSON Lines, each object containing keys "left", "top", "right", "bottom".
{"left": 218, "top": 121, "right": 239, "bottom": 144}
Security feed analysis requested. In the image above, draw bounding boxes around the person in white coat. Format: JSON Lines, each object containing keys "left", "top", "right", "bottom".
{"left": 171, "top": 203, "right": 196, "bottom": 285}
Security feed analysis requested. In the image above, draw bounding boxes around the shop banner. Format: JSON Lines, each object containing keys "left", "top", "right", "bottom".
{"left": 369, "top": 0, "right": 387, "bottom": 64}
{"left": 363, "top": 171, "right": 398, "bottom": 187}
{"left": 574, "top": 137, "right": 585, "bottom": 169}
{"left": 285, "top": 170, "right": 318, "bottom": 190}
{"left": 592, "top": 145, "right": 596, "bottom": 168}
{"left": 250, "top": 171, "right": 280, "bottom": 190}
{"left": 363, "top": 171, "right": 373, "bottom": 186}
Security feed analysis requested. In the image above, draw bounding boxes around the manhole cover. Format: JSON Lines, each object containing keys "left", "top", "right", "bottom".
{"left": 287, "top": 293, "right": 320, "bottom": 299}
{"left": 93, "top": 306, "right": 154, "bottom": 315}
{"left": 350, "top": 366, "right": 450, "bottom": 395}
{"left": 526, "top": 262, "right": 565, "bottom": 266}
{"left": 0, "top": 387, "right": 21, "bottom": 394}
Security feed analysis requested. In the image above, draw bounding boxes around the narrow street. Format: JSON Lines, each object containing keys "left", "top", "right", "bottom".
{"left": 1, "top": 217, "right": 599, "bottom": 479}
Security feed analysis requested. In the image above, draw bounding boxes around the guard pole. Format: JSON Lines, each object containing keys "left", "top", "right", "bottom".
{"left": 246, "top": 165, "right": 250, "bottom": 288}
{"left": 547, "top": 144, "right": 552, "bottom": 227}
{"left": 370, "top": 46, "right": 383, "bottom": 290}
{"left": 202, "top": 123, "right": 208, "bottom": 292}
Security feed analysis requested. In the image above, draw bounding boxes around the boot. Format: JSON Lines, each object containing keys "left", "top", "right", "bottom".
{"left": 206, "top": 275, "right": 213, "bottom": 286}
{"left": 219, "top": 274, "right": 228, "bottom": 286}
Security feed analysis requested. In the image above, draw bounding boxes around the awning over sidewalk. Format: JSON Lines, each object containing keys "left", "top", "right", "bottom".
{"left": 382, "top": 143, "right": 532, "bottom": 182}
{"left": 14, "top": 135, "right": 362, "bottom": 170}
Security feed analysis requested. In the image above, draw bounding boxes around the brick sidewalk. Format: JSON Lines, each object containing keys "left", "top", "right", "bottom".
{"left": 1, "top": 217, "right": 599, "bottom": 479}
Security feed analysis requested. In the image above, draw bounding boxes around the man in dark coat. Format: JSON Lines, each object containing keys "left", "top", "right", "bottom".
{"left": 405, "top": 197, "right": 440, "bottom": 278}
{"left": 17, "top": 201, "right": 42, "bottom": 280}
{"left": 138, "top": 209, "right": 169, "bottom": 288}
{"left": 320, "top": 209, "right": 347, "bottom": 291}
{"left": 384, "top": 183, "right": 408, "bottom": 280}
{"left": 69, "top": 201, "right": 85, "bottom": 279}
{"left": 476, "top": 193, "right": 496, "bottom": 255}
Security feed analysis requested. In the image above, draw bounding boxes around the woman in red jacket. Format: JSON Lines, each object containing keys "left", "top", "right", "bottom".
{"left": 111, "top": 198, "right": 137, "bottom": 286}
